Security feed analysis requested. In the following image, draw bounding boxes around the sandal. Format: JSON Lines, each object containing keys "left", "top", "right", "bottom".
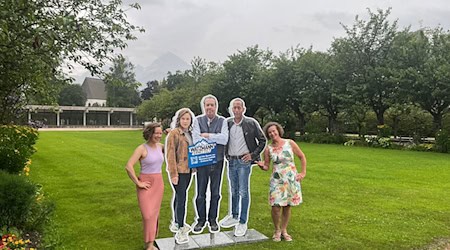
{"left": 272, "top": 230, "right": 281, "bottom": 242}
{"left": 281, "top": 232, "right": 293, "bottom": 241}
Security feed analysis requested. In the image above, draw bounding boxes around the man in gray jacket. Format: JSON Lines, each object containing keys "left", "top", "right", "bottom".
{"left": 220, "top": 97, "right": 266, "bottom": 236}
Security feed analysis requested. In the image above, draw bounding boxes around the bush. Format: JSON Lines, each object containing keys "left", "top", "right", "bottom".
{"left": 299, "top": 133, "right": 346, "bottom": 144}
{"left": 399, "top": 108, "right": 434, "bottom": 138}
{"left": 344, "top": 139, "right": 369, "bottom": 147}
{"left": 0, "top": 125, "right": 38, "bottom": 174}
{"left": 0, "top": 171, "right": 36, "bottom": 229}
{"left": 365, "top": 136, "right": 392, "bottom": 148}
{"left": 405, "top": 143, "right": 434, "bottom": 152}
{"left": 377, "top": 125, "right": 391, "bottom": 138}
{"left": 0, "top": 171, "right": 54, "bottom": 232}
{"left": 26, "top": 185, "right": 55, "bottom": 232}
{"left": 435, "top": 130, "right": 450, "bottom": 153}
{"left": 377, "top": 137, "right": 392, "bottom": 148}
{"left": 304, "top": 113, "right": 328, "bottom": 133}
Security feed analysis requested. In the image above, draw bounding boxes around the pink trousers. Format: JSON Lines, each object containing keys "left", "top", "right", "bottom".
{"left": 137, "top": 173, "right": 164, "bottom": 242}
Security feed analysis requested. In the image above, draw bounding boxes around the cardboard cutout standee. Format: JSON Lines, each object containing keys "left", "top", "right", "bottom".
{"left": 164, "top": 108, "right": 196, "bottom": 245}
{"left": 190, "top": 94, "right": 229, "bottom": 235}
{"left": 219, "top": 98, "right": 267, "bottom": 237}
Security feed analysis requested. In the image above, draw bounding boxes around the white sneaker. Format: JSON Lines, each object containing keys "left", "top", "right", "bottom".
{"left": 175, "top": 226, "right": 190, "bottom": 244}
{"left": 234, "top": 223, "right": 247, "bottom": 237}
{"left": 220, "top": 215, "right": 239, "bottom": 228}
{"left": 183, "top": 224, "right": 191, "bottom": 231}
{"left": 169, "top": 221, "right": 179, "bottom": 233}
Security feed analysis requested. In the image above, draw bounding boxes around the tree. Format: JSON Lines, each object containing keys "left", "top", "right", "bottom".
{"left": 342, "top": 103, "right": 371, "bottom": 137}
{"left": 333, "top": 8, "right": 399, "bottom": 125}
{"left": 141, "top": 80, "right": 159, "bottom": 100}
{"left": 389, "top": 28, "right": 450, "bottom": 132}
{"left": 163, "top": 70, "right": 190, "bottom": 91}
{"left": 58, "top": 84, "right": 86, "bottom": 106}
{"left": 104, "top": 55, "right": 141, "bottom": 107}
{"left": 408, "top": 28, "right": 450, "bottom": 131}
{"left": 138, "top": 57, "right": 219, "bottom": 122}
{"left": 0, "top": 0, "right": 143, "bottom": 123}
{"left": 138, "top": 88, "right": 179, "bottom": 126}
{"left": 299, "top": 50, "right": 346, "bottom": 133}
{"left": 213, "top": 45, "right": 273, "bottom": 117}
{"left": 264, "top": 47, "right": 316, "bottom": 134}
{"left": 384, "top": 104, "right": 410, "bottom": 137}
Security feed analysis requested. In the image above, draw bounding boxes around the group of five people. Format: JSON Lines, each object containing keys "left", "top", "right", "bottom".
{"left": 125, "top": 94, "right": 307, "bottom": 250}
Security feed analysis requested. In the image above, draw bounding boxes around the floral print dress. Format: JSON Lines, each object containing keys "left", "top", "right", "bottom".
{"left": 268, "top": 139, "right": 302, "bottom": 206}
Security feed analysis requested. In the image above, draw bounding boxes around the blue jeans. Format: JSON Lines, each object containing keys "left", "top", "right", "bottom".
{"left": 195, "top": 160, "right": 224, "bottom": 224}
{"left": 172, "top": 173, "right": 192, "bottom": 227}
{"left": 228, "top": 159, "right": 252, "bottom": 224}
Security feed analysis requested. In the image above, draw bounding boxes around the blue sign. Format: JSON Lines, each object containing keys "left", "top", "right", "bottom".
{"left": 188, "top": 139, "right": 217, "bottom": 168}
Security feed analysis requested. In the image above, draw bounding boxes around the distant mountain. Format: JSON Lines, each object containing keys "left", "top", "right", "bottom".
{"left": 135, "top": 52, "right": 191, "bottom": 84}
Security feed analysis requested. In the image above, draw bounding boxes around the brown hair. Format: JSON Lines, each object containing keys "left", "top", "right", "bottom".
{"left": 263, "top": 122, "right": 284, "bottom": 139}
{"left": 143, "top": 122, "right": 162, "bottom": 141}
{"left": 175, "top": 108, "right": 194, "bottom": 129}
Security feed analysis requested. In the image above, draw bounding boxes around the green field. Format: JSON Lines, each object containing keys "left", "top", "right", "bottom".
{"left": 30, "top": 131, "right": 450, "bottom": 250}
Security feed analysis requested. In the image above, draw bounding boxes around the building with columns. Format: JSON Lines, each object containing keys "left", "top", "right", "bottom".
{"left": 25, "top": 77, "right": 142, "bottom": 127}
{"left": 25, "top": 105, "right": 139, "bottom": 127}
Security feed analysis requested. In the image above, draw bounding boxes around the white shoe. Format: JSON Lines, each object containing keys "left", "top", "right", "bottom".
{"left": 183, "top": 224, "right": 191, "bottom": 231}
{"left": 234, "top": 223, "right": 247, "bottom": 237}
{"left": 175, "top": 226, "right": 190, "bottom": 244}
{"left": 220, "top": 215, "right": 239, "bottom": 228}
{"left": 169, "top": 221, "right": 179, "bottom": 233}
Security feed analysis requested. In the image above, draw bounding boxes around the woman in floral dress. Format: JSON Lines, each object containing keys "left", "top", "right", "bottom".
{"left": 257, "top": 122, "right": 307, "bottom": 242}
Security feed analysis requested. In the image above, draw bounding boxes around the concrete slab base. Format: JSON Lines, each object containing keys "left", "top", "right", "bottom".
{"left": 155, "top": 229, "right": 268, "bottom": 249}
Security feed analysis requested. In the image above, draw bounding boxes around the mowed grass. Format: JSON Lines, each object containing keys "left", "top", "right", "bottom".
{"left": 29, "top": 131, "right": 450, "bottom": 250}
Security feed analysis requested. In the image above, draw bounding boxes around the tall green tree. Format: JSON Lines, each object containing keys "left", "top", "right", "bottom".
{"left": 264, "top": 47, "right": 317, "bottom": 134}
{"left": 213, "top": 45, "right": 272, "bottom": 117}
{"left": 58, "top": 84, "right": 87, "bottom": 106}
{"left": 104, "top": 55, "right": 141, "bottom": 107}
{"left": 300, "top": 50, "right": 346, "bottom": 133}
{"left": 0, "top": 0, "right": 143, "bottom": 123}
{"left": 333, "top": 8, "right": 399, "bottom": 125}
{"left": 163, "top": 70, "right": 190, "bottom": 91}
{"left": 141, "top": 80, "right": 159, "bottom": 100}
{"left": 408, "top": 29, "right": 450, "bottom": 131}
{"left": 389, "top": 28, "right": 450, "bottom": 132}
{"left": 138, "top": 57, "right": 218, "bottom": 122}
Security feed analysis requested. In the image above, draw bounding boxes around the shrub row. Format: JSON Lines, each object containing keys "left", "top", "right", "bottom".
{"left": 298, "top": 133, "right": 347, "bottom": 144}
{"left": 0, "top": 125, "right": 56, "bottom": 249}
{"left": 301, "top": 129, "right": 450, "bottom": 153}
{"left": 342, "top": 130, "right": 450, "bottom": 153}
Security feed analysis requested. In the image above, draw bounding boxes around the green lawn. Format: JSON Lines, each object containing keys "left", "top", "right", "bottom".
{"left": 30, "top": 131, "right": 450, "bottom": 250}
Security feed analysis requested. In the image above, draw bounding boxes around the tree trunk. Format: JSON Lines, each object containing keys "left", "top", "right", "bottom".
{"left": 327, "top": 111, "right": 338, "bottom": 133}
{"left": 392, "top": 116, "right": 400, "bottom": 138}
{"left": 375, "top": 110, "right": 385, "bottom": 125}
{"left": 431, "top": 112, "right": 443, "bottom": 133}
{"left": 293, "top": 108, "right": 306, "bottom": 135}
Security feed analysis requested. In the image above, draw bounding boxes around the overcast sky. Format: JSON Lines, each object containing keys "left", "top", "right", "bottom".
{"left": 70, "top": 0, "right": 450, "bottom": 80}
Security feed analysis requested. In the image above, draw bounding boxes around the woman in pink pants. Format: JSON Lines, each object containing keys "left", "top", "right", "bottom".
{"left": 126, "top": 123, "right": 165, "bottom": 250}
